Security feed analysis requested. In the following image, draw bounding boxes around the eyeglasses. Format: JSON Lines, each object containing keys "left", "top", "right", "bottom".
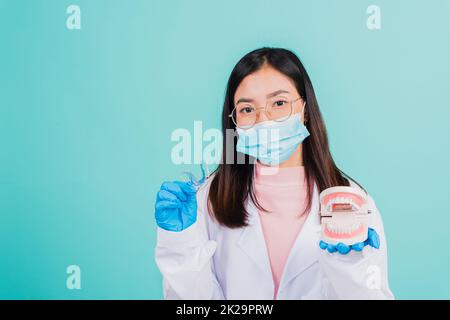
{"left": 228, "top": 96, "right": 303, "bottom": 129}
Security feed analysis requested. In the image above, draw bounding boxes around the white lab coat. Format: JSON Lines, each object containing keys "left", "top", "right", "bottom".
{"left": 154, "top": 174, "right": 394, "bottom": 300}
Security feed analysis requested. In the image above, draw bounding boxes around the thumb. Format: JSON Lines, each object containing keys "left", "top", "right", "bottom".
{"left": 173, "top": 180, "right": 197, "bottom": 195}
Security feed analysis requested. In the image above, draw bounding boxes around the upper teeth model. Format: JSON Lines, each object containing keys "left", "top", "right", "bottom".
{"left": 319, "top": 186, "right": 371, "bottom": 245}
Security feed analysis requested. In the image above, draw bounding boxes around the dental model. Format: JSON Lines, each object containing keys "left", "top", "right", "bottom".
{"left": 320, "top": 186, "right": 371, "bottom": 246}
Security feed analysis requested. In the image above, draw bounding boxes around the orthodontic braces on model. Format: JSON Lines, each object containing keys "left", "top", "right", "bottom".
{"left": 319, "top": 186, "right": 380, "bottom": 254}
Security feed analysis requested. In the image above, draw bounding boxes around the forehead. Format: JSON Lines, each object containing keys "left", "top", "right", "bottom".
{"left": 234, "top": 65, "right": 298, "bottom": 103}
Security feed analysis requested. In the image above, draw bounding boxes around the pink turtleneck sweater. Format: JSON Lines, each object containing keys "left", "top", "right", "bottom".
{"left": 254, "top": 161, "right": 309, "bottom": 299}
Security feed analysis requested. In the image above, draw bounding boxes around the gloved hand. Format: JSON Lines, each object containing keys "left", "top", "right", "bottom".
{"left": 319, "top": 227, "right": 380, "bottom": 255}
{"left": 155, "top": 180, "right": 198, "bottom": 232}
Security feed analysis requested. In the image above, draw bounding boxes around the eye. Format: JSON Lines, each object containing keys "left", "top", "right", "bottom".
{"left": 273, "top": 100, "right": 288, "bottom": 108}
{"left": 238, "top": 105, "right": 255, "bottom": 114}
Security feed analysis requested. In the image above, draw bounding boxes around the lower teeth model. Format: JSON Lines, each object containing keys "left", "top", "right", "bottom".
{"left": 319, "top": 186, "right": 371, "bottom": 246}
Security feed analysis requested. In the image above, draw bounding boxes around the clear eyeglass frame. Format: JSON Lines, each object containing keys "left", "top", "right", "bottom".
{"left": 228, "top": 96, "right": 304, "bottom": 129}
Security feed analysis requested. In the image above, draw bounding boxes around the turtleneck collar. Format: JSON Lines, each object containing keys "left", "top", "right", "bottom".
{"left": 254, "top": 160, "right": 306, "bottom": 187}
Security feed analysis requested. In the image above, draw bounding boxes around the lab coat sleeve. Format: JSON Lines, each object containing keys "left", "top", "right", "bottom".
{"left": 318, "top": 194, "right": 395, "bottom": 299}
{"left": 154, "top": 184, "right": 225, "bottom": 300}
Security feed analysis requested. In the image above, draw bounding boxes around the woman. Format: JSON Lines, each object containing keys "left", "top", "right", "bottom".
{"left": 154, "top": 47, "right": 394, "bottom": 299}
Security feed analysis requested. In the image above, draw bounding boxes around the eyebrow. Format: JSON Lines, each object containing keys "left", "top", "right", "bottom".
{"left": 235, "top": 90, "right": 290, "bottom": 105}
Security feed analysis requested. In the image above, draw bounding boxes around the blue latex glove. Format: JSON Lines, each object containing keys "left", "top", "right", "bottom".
{"left": 319, "top": 227, "right": 380, "bottom": 254}
{"left": 155, "top": 180, "right": 198, "bottom": 232}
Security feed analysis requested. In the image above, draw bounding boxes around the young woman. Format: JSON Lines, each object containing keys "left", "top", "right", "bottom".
{"left": 154, "top": 47, "right": 394, "bottom": 299}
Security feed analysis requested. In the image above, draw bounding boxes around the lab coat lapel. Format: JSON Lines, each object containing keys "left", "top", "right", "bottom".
{"left": 236, "top": 199, "right": 274, "bottom": 280}
{"left": 278, "top": 182, "right": 322, "bottom": 291}
{"left": 236, "top": 181, "right": 322, "bottom": 294}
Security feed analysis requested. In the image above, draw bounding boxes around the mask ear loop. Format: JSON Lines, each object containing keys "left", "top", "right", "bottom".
{"left": 300, "top": 100, "right": 307, "bottom": 125}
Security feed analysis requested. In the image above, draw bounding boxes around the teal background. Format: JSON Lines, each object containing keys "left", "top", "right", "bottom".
{"left": 1, "top": 0, "right": 449, "bottom": 299}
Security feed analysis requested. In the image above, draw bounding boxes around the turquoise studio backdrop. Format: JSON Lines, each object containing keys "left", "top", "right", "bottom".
{"left": 1, "top": 0, "right": 450, "bottom": 299}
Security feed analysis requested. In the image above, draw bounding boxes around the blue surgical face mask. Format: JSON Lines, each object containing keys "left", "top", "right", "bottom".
{"left": 235, "top": 105, "right": 310, "bottom": 165}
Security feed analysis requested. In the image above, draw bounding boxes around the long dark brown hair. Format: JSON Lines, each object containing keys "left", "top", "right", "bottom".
{"left": 208, "top": 47, "right": 365, "bottom": 228}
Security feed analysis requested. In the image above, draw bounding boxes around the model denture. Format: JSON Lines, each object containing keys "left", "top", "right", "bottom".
{"left": 320, "top": 186, "right": 371, "bottom": 246}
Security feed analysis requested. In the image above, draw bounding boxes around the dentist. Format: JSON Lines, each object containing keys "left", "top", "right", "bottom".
{"left": 154, "top": 47, "right": 394, "bottom": 300}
